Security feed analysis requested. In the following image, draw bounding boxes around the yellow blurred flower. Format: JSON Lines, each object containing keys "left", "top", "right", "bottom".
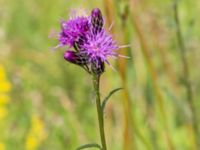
{"left": 0, "top": 64, "right": 11, "bottom": 150}
{"left": 25, "top": 115, "right": 47, "bottom": 150}
{"left": 26, "top": 136, "right": 38, "bottom": 150}
{"left": 0, "top": 81, "right": 11, "bottom": 93}
{"left": 0, "top": 142, "right": 5, "bottom": 150}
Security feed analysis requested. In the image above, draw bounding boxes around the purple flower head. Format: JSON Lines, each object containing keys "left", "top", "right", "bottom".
{"left": 79, "top": 29, "right": 118, "bottom": 68}
{"left": 58, "top": 16, "right": 89, "bottom": 47}
{"left": 75, "top": 8, "right": 119, "bottom": 74}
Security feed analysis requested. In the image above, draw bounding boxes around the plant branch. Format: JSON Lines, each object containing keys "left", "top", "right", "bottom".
{"left": 93, "top": 75, "right": 107, "bottom": 150}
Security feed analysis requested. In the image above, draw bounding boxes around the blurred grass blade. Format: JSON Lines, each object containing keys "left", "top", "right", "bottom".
{"left": 103, "top": 0, "right": 116, "bottom": 30}
{"left": 101, "top": 88, "right": 123, "bottom": 111}
{"left": 173, "top": 1, "right": 200, "bottom": 148}
{"left": 76, "top": 143, "right": 102, "bottom": 150}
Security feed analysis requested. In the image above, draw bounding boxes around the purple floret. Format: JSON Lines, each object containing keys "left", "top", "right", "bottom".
{"left": 58, "top": 17, "right": 90, "bottom": 47}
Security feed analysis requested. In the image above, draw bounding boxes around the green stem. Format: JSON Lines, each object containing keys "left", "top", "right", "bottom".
{"left": 93, "top": 75, "right": 107, "bottom": 150}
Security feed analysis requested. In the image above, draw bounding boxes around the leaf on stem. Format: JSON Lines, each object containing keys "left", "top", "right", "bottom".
{"left": 101, "top": 88, "right": 123, "bottom": 111}
{"left": 76, "top": 143, "right": 102, "bottom": 150}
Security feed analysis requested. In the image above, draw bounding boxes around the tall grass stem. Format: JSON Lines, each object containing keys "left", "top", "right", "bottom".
{"left": 174, "top": 3, "right": 200, "bottom": 148}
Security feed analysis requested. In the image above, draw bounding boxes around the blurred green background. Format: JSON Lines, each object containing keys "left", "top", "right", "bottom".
{"left": 0, "top": 0, "right": 200, "bottom": 150}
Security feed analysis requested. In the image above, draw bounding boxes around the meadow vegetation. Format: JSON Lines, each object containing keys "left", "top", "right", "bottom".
{"left": 0, "top": 0, "right": 200, "bottom": 149}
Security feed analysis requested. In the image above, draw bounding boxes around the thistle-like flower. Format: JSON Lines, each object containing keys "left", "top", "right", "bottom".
{"left": 52, "top": 8, "right": 126, "bottom": 150}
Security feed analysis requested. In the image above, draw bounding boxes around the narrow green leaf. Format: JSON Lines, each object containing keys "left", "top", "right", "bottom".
{"left": 101, "top": 88, "right": 123, "bottom": 111}
{"left": 76, "top": 143, "right": 102, "bottom": 150}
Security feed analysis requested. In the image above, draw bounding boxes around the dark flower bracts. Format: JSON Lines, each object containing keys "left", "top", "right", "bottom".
{"left": 57, "top": 8, "right": 125, "bottom": 75}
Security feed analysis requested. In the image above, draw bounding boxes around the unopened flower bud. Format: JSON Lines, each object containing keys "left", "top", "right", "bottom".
{"left": 91, "top": 8, "right": 103, "bottom": 34}
{"left": 64, "top": 51, "right": 87, "bottom": 66}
